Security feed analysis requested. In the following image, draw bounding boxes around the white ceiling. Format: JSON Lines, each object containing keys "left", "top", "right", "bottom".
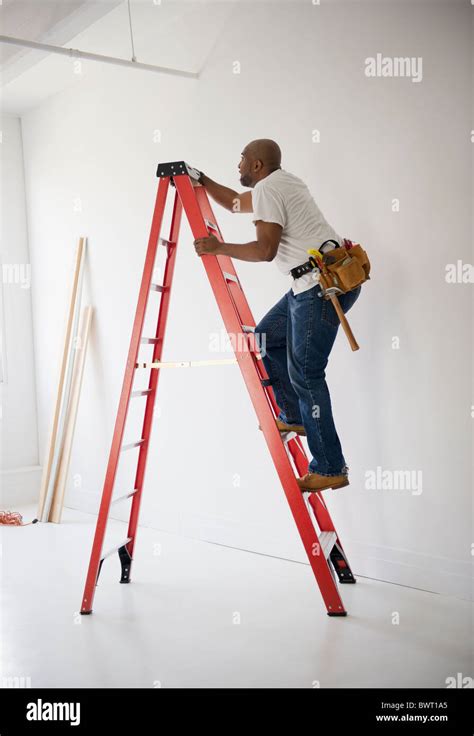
{"left": 0, "top": 0, "right": 123, "bottom": 86}
{"left": 1, "top": 0, "right": 88, "bottom": 65}
{"left": 0, "top": 0, "right": 445, "bottom": 76}
{"left": 0, "top": 0, "right": 236, "bottom": 115}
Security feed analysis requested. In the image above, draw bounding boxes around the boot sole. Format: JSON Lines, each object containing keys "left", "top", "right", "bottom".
{"left": 280, "top": 427, "right": 306, "bottom": 437}
{"left": 299, "top": 478, "right": 350, "bottom": 492}
{"left": 331, "top": 479, "right": 350, "bottom": 489}
{"left": 258, "top": 424, "right": 306, "bottom": 437}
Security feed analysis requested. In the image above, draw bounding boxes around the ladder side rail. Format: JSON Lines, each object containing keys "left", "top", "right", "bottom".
{"left": 80, "top": 177, "right": 170, "bottom": 613}
{"left": 126, "top": 191, "right": 183, "bottom": 556}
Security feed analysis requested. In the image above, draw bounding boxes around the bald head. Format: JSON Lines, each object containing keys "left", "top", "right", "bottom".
{"left": 238, "top": 139, "right": 282, "bottom": 188}
{"left": 244, "top": 139, "right": 281, "bottom": 169}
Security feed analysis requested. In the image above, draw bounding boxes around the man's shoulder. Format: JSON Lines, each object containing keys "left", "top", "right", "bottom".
{"left": 257, "top": 169, "right": 304, "bottom": 193}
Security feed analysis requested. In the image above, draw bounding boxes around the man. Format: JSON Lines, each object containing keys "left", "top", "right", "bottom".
{"left": 193, "top": 139, "right": 361, "bottom": 492}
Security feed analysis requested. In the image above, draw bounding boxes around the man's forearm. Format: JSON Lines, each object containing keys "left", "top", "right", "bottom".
{"left": 217, "top": 241, "right": 269, "bottom": 262}
{"left": 201, "top": 175, "right": 238, "bottom": 211}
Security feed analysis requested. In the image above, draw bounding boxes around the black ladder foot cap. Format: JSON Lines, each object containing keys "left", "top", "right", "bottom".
{"left": 327, "top": 611, "right": 347, "bottom": 617}
{"left": 80, "top": 610, "right": 93, "bottom": 615}
{"left": 340, "top": 579, "right": 357, "bottom": 584}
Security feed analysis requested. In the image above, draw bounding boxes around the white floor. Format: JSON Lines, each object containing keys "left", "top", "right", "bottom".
{"left": 1, "top": 504, "right": 472, "bottom": 689}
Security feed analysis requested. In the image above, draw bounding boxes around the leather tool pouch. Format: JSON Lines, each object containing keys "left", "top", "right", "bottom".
{"left": 318, "top": 243, "right": 371, "bottom": 294}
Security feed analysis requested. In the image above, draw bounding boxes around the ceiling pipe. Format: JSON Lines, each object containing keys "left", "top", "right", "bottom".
{"left": 0, "top": 35, "right": 199, "bottom": 79}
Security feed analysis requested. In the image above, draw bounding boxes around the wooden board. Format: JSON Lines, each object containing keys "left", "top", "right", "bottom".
{"left": 49, "top": 306, "right": 93, "bottom": 524}
{"left": 37, "top": 238, "right": 86, "bottom": 520}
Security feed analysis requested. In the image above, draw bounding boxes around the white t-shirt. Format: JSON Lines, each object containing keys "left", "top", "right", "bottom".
{"left": 251, "top": 168, "right": 342, "bottom": 294}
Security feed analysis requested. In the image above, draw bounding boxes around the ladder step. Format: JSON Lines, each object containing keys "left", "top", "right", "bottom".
{"left": 131, "top": 389, "right": 153, "bottom": 398}
{"left": 223, "top": 271, "right": 240, "bottom": 285}
{"left": 111, "top": 489, "right": 139, "bottom": 507}
{"left": 140, "top": 337, "right": 161, "bottom": 344}
{"left": 319, "top": 531, "right": 338, "bottom": 559}
{"left": 121, "top": 440, "right": 145, "bottom": 452}
{"left": 100, "top": 537, "right": 132, "bottom": 563}
{"left": 241, "top": 325, "right": 262, "bottom": 360}
{"left": 150, "top": 283, "right": 165, "bottom": 292}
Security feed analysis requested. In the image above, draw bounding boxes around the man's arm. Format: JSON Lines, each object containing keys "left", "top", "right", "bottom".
{"left": 200, "top": 174, "right": 253, "bottom": 213}
{"left": 194, "top": 221, "right": 281, "bottom": 262}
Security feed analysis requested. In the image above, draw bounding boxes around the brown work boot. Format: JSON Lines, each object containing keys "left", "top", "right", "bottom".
{"left": 296, "top": 471, "right": 349, "bottom": 492}
{"left": 259, "top": 419, "right": 306, "bottom": 436}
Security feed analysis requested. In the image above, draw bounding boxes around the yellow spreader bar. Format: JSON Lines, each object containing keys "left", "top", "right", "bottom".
{"left": 135, "top": 358, "right": 239, "bottom": 369}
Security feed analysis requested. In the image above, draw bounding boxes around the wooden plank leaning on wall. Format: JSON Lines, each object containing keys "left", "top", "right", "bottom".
{"left": 49, "top": 305, "right": 94, "bottom": 523}
{"left": 37, "top": 237, "right": 86, "bottom": 521}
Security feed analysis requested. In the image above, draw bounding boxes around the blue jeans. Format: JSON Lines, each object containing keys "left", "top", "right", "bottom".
{"left": 254, "top": 283, "right": 361, "bottom": 476}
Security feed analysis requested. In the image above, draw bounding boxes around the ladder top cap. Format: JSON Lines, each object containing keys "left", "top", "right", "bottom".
{"left": 156, "top": 161, "right": 200, "bottom": 180}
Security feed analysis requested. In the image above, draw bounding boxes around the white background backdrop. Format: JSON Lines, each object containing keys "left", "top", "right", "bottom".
{"left": 2, "top": 0, "right": 472, "bottom": 599}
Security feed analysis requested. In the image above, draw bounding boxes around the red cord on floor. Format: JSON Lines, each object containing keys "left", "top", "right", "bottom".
{"left": 0, "top": 511, "right": 38, "bottom": 526}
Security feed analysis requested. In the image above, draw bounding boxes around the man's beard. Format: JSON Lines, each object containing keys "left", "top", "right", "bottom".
{"left": 240, "top": 173, "right": 252, "bottom": 187}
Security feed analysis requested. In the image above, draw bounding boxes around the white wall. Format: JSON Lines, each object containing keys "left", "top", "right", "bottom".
{"left": 0, "top": 115, "right": 41, "bottom": 503}
{"left": 14, "top": 0, "right": 473, "bottom": 597}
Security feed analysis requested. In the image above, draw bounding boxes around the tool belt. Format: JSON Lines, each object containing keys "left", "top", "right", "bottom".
{"left": 290, "top": 239, "right": 371, "bottom": 294}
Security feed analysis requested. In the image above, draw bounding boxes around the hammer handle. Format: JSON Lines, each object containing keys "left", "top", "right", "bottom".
{"left": 329, "top": 294, "right": 359, "bottom": 351}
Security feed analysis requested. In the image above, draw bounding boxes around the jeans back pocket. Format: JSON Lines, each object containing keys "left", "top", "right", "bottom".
{"left": 321, "top": 286, "right": 361, "bottom": 328}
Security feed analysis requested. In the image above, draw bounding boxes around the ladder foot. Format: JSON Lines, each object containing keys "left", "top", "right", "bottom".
{"left": 340, "top": 578, "right": 357, "bottom": 584}
{"left": 327, "top": 611, "right": 347, "bottom": 617}
{"left": 329, "top": 545, "right": 356, "bottom": 584}
{"left": 80, "top": 609, "right": 93, "bottom": 615}
{"left": 118, "top": 544, "right": 132, "bottom": 584}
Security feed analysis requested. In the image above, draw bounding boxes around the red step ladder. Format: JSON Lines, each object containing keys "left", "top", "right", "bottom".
{"left": 80, "top": 161, "right": 356, "bottom": 618}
